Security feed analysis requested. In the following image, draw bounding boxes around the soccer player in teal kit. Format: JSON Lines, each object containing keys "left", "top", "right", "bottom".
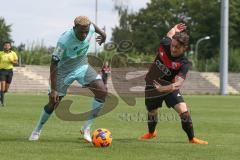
{"left": 29, "top": 16, "right": 107, "bottom": 142}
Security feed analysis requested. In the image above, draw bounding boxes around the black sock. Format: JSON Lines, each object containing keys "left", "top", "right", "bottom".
{"left": 148, "top": 113, "right": 158, "bottom": 133}
{"left": 180, "top": 111, "right": 194, "bottom": 140}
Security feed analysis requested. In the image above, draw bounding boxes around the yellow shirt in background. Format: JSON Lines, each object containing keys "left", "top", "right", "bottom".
{"left": 0, "top": 51, "right": 18, "bottom": 69}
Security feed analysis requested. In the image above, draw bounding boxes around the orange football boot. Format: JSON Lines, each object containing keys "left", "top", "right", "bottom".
{"left": 139, "top": 131, "right": 157, "bottom": 140}
{"left": 189, "top": 137, "right": 208, "bottom": 144}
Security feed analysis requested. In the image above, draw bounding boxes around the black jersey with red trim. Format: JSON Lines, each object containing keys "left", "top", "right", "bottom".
{"left": 145, "top": 37, "right": 190, "bottom": 85}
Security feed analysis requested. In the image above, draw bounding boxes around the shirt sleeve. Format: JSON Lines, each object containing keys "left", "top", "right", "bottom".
{"left": 90, "top": 23, "right": 95, "bottom": 35}
{"left": 12, "top": 52, "right": 18, "bottom": 61}
{"left": 85, "top": 23, "right": 96, "bottom": 42}
{"left": 0, "top": 52, "right": 3, "bottom": 62}
{"left": 52, "top": 42, "right": 66, "bottom": 62}
{"left": 160, "top": 36, "right": 172, "bottom": 46}
{"left": 159, "top": 36, "right": 171, "bottom": 54}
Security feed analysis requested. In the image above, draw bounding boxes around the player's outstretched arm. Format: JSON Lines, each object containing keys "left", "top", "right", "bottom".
{"left": 92, "top": 23, "right": 106, "bottom": 46}
{"left": 153, "top": 76, "right": 185, "bottom": 93}
{"left": 167, "top": 23, "right": 186, "bottom": 39}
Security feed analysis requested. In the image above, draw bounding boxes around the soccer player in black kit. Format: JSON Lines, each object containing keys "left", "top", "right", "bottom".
{"left": 139, "top": 23, "right": 208, "bottom": 144}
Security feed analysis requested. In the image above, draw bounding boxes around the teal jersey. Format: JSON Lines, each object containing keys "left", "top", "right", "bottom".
{"left": 52, "top": 23, "right": 95, "bottom": 74}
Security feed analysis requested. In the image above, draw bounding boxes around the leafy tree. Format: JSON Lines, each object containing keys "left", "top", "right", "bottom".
{"left": 229, "top": 0, "right": 240, "bottom": 48}
{"left": 112, "top": 7, "right": 133, "bottom": 44}
{"left": 185, "top": 0, "right": 221, "bottom": 60}
{"left": 112, "top": 0, "right": 240, "bottom": 71}
{"left": 0, "top": 17, "right": 12, "bottom": 50}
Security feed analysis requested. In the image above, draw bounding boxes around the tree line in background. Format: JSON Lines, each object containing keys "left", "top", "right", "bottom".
{"left": 0, "top": 0, "right": 240, "bottom": 71}
{"left": 111, "top": 0, "right": 240, "bottom": 72}
{"left": 0, "top": 18, "right": 11, "bottom": 50}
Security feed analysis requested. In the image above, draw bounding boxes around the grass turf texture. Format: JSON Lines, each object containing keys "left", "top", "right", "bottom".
{"left": 0, "top": 94, "right": 240, "bottom": 160}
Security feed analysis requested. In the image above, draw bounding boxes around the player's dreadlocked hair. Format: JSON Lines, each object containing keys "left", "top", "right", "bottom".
{"left": 172, "top": 31, "right": 189, "bottom": 48}
{"left": 74, "top": 16, "right": 90, "bottom": 26}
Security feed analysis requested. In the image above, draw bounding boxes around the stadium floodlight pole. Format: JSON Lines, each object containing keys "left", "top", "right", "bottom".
{"left": 95, "top": 0, "right": 98, "bottom": 55}
{"left": 220, "top": 0, "right": 229, "bottom": 95}
{"left": 194, "top": 36, "right": 210, "bottom": 68}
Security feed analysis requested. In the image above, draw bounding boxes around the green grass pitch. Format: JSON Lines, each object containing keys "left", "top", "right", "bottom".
{"left": 0, "top": 94, "right": 240, "bottom": 160}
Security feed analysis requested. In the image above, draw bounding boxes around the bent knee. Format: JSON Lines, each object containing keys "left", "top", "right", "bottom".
{"left": 94, "top": 82, "right": 108, "bottom": 100}
{"left": 45, "top": 97, "right": 62, "bottom": 114}
{"left": 174, "top": 102, "right": 188, "bottom": 114}
{"left": 148, "top": 109, "right": 158, "bottom": 115}
{"left": 44, "top": 104, "right": 55, "bottom": 114}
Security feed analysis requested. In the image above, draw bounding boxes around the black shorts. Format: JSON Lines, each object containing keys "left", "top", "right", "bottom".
{"left": 102, "top": 74, "right": 108, "bottom": 84}
{"left": 0, "top": 69, "right": 13, "bottom": 84}
{"left": 145, "top": 86, "right": 184, "bottom": 111}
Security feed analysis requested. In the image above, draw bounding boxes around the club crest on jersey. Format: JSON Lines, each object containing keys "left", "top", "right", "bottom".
{"left": 172, "top": 62, "right": 178, "bottom": 69}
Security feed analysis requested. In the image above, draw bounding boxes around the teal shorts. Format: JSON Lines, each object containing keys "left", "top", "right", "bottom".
{"left": 49, "top": 64, "right": 101, "bottom": 96}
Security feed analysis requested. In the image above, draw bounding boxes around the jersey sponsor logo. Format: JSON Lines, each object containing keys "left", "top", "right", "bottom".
{"left": 76, "top": 45, "right": 89, "bottom": 56}
{"left": 73, "top": 46, "right": 78, "bottom": 51}
{"left": 155, "top": 60, "right": 171, "bottom": 76}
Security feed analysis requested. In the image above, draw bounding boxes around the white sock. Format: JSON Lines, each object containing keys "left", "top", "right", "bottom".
{"left": 34, "top": 109, "right": 51, "bottom": 132}
{"left": 83, "top": 99, "right": 103, "bottom": 130}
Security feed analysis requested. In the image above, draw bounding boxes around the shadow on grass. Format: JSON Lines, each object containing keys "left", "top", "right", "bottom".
{"left": 0, "top": 137, "right": 29, "bottom": 142}
{"left": 114, "top": 138, "right": 186, "bottom": 144}
{"left": 0, "top": 137, "right": 187, "bottom": 147}
{"left": 0, "top": 137, "right": 90, "bottom": 145}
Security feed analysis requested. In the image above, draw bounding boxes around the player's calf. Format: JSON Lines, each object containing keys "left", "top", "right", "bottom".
{"left": 180, "top": 111, "right": 194, "bottom": 140}
{"left": 148, "top": 110, "right": 158, "bottom": 134}
{"left": 28, "top": 102, "right": 58, "bottom": 141}
{"left": 179, "top": 111, "right": 208, "bottom": 144}
{"left": 139, "top": 109, "right": 158, "bottom": 140}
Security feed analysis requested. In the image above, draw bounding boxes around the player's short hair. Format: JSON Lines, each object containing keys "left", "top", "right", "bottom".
{"left": 172, "top": 31, "right": 189, "bottom": 48}
{"left": 3, "top": 41, "right": 11, "bottom": 45}
{"left": 74, "top": 16, "right": 90, "bottom": 26}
